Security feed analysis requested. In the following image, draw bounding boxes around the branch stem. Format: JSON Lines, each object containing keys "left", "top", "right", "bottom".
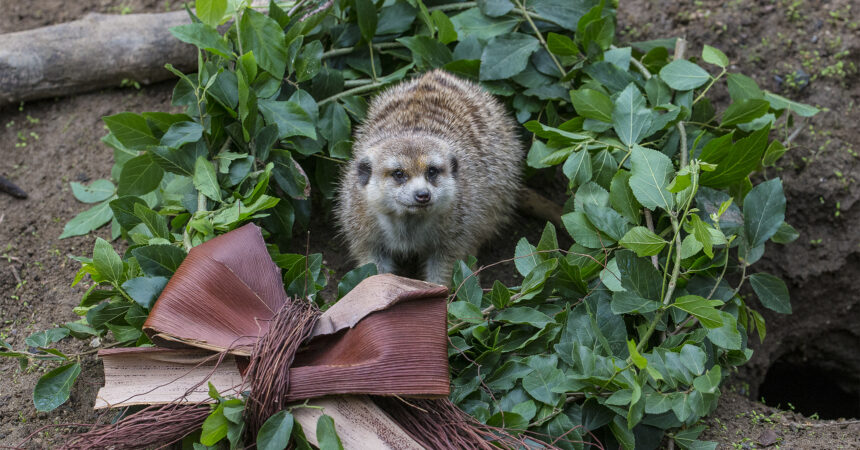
{"left": 512, "top": 0, "right": 567, "bottom": 77}
{"left": 319, "top": 81, "right": 387, "bottom": 106}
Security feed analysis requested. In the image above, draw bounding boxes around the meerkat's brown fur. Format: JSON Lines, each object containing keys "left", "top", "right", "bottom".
{"left": 335, "top": 69, "right": 522, "bottom": 285}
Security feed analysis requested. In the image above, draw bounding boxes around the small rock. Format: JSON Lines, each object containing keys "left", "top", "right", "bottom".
{"left": 757, "top": 429, "right": 780, "bottom": 447}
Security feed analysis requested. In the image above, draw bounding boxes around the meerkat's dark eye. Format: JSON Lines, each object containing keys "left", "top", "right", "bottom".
{"left": 392, "top": 170, "right": 406, "bottom": 180}
{"left": 427, "top": 166, "right": 439, "bottom": 178}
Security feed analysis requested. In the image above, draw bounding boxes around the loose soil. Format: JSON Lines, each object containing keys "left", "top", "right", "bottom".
{"left": 1, "top": 1, "right": 858, "bottom": 448}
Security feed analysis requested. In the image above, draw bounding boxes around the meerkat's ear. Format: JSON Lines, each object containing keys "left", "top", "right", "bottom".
{"left": 449, "top": 155, "right": 458, "bottom": 177}
{"left": 357, "top": 158, "right": 372, "bottom": 186}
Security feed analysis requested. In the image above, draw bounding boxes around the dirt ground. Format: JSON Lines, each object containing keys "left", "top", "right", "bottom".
{"left": 1, "top": 1, "right": 858, "bottom": 448}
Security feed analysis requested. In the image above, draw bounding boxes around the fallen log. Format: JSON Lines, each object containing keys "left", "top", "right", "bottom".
{"left": 0, "top": 11, "right": 195, "bottom": 107}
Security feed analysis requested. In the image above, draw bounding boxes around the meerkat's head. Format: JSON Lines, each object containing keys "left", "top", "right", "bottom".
{"left": 356, "top": 135, "right": 459, "bottom": 217}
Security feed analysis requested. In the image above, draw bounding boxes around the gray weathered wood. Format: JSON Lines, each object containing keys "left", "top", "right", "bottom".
{"left": 0, "top": 11, "right": 195, "bottom": 107}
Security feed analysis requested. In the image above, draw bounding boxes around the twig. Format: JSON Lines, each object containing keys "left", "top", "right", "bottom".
{"left": 322, "top": 42, "right": 404, "bottom": 59}
{"left": 512, "top": 0, "right": 567, "bottom": 77}
{"left": 784, "top": 123, "right": 805, "bottom": 145}
{"left": 299, "top": 0, "right": 333, "bottom": 22}
{"left": 618, "top": 45, "right": 652, "bottom": 80}
{"left": 673, "top": 38, "right": 689, "bottom": 169}
{"left": 644, "top": 211, "right": 660, "bottom": 269}
{"left": 318, "top": 80, "right": 388, "bottom": 106}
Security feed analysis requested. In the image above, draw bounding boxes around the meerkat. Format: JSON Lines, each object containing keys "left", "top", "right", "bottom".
{"left": 335, "top": 69, "right": 523, "bottom": 285}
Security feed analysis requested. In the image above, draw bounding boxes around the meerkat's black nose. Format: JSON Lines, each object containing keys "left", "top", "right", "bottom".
{"left": 414, "top": 189, "right": 431, "bottom": 204}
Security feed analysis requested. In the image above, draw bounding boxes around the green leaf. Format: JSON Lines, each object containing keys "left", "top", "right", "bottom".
{"left": 239, "top": 9, "right": 287, "bottom": 78}
{"left": 353, "top": 0, "right": 378, "bottom": 42}
{"left": 522, "top": 359, "right": 565, "bottom": 405}
{"left": 33, "top": 363, "right": 81, "bottom": 411}
{"left": 486, "top": 411, "right": 528, "bottom": 430}
{"left": 449, "top": 301, "right": 483, "bottom": 324}
{"left": 762, "top": 139, "right": 787, "bottom": 166}
{"left": 562, "top": 211, "right": 606, "bottom": 249}
{"left": 257, "top": 410, "right": 293, "bottom": 450}
{"left": 271, "top": 150, "right": 310, "bottom": 199}
{"left": 337, "top": 263, "right": 377, "bottom": 299}
{"left": 627, "top": 339, "right": 647, "bottom": 369}
{"left": 571, "top": 88, "right": 613, "bottom": 122}
{"left": 59, "top": 200, "right": 114, "bottom": 238}
{"left": 688, "top": 214, "right": 714, "bottom": 258}
{"left": 480, "top": 33, "right": 541, "bottom": 81}
{"left": 609, "top": 416, "right": 635, "bottom": 450}
{"left": 659, "top": 60, "right": 710, "bottom": 91}
{"left": 645, "top": 76, "right": 673, "bottom": 106}
{"left": 701, "top": 45, "right": 728, "bottom": 67}
{"left": 121, "top": 276, "right": 168, "bottom": 309}
{"left": 107, "top": 323, "right": 142, "bottom": 343}
{"left": 612, "top": 83, "right": 653, "bottom": 147}
{"left": 70, "top": 179, "right": 115, "bottom": 203}
{"left": 495, "top": 307, "right": 555, "bottom": 328}
{"left": 726, "top": 73, "right": 763, "bottom": 102}
{"left": 771, "top": 221, "right": 799, "bottom": 244}
{"left": 583, "top": 203, "right": 630, "bottom": 241}
{"left": 562, "top": 149, "right": 592, "bottom": 188}
{"left": 196, "top": 0, "right": 227, "bottom": 27}
{"left": 132, "top": 245, "right": 187, "bottom": 277}
{"left": 295, "top": 40, "right": 323, "bottom": 83}
{"left": 397, "top": 35, "right": 454, "bottom": 70}
{"left": 514, "top": 238, "right": 541, "bottom": 276}
{"left": 170, "top": 23, "right": 232, "bottom": 59}
{"left": 743, "top": 178, "right": 786, "bottom": 248}
{"left": 376, "top": 1, "right": 417, "bottom": 35}
{"left": 763, "top": 91, "right": 819, "bottom": 117}
{"left": 680, "top": 344, "right": 707, "bottom": 376}
{"left": 201, "top": 404, "right": 229, "bottom": 446}
{"left": 672, "top": 295, "right": 724, "bottom": 329}
{"left": 193, "top": 156, "right": 222, "bottom": 202}
{"left": 117, "top": 153, "right": 164, "bottom": 196}
{"left": 103, "top": 112, "right": 158, "bottom": 149}
{"left": 546, "top": 32, "right": 579, "bottom": 57}
{"left": 453, "top": 261, "right": 482, "bottom": 305}
{"left": 133, "top": 203, "right": 170, "bottom": 239}
{"left": 590, "top": 149, "right": 616, "bottom": 189}
{"left": 431, "top": 10, "right": 458, "bottom": 44}
{"left": 93, "top": 238, "right": 124, "bottom": 284}
{"left": 25, "top": 328, "right": 70, "bottom": 348}
{"left": 750, "top": 273, "right": 791, "bottom": 314}
{"left": 478, "top": 0, "right": 514, "bottom": 17}
{"left": 109, "top": 196, "right": 147, "bottom": 230}
{"left": 615, "top": 250, "right": 661, "bottom": 300}
{"left": 160, "top": 121, "right": 204, "bottom": 149}
{"left": 536, "top": 222, "right": 559, "bottom": 253}
{"left": 611, "top": 291, "right": 660, "bottom": 314}
{"left": 619, "top": 226, "right": 666, "bottom": 257}
{"left": 610, "top": 170, "right": 641, "bottom": 225}
{"left": 450, "top": 8, "right": 518, "bottom": 41}
{"left": 259, "top": 99, "right": 317, "bottom": 139}
{"left": 693, "top": 365, "right": 722, "bottom": 394}
{"left": 707, "top": 311, "right": 742, "bottom": 350}
{"left": 519, "top": 258, "right": 559, "bottom": 299}
{"left": 720, "top": 99, "right": 770, "bottom": 127}
{"left": 530, "top": 0, "right": 593, "bottom": 31}
{"left": 490, "top": 281, "right": 512, "bottom": 310}
{"left": 316, "top": 415, "right": 343, "bottom": 450}
{"left": 700, "top": 126, "right": 769, "bottom": 188}
{"left": 629, "top": 145, "right": 675, "bottom": 211}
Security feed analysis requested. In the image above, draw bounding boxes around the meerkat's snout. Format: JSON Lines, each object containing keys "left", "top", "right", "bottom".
{"left": 414, "top": 188, "right": 431, "bottom": 204}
